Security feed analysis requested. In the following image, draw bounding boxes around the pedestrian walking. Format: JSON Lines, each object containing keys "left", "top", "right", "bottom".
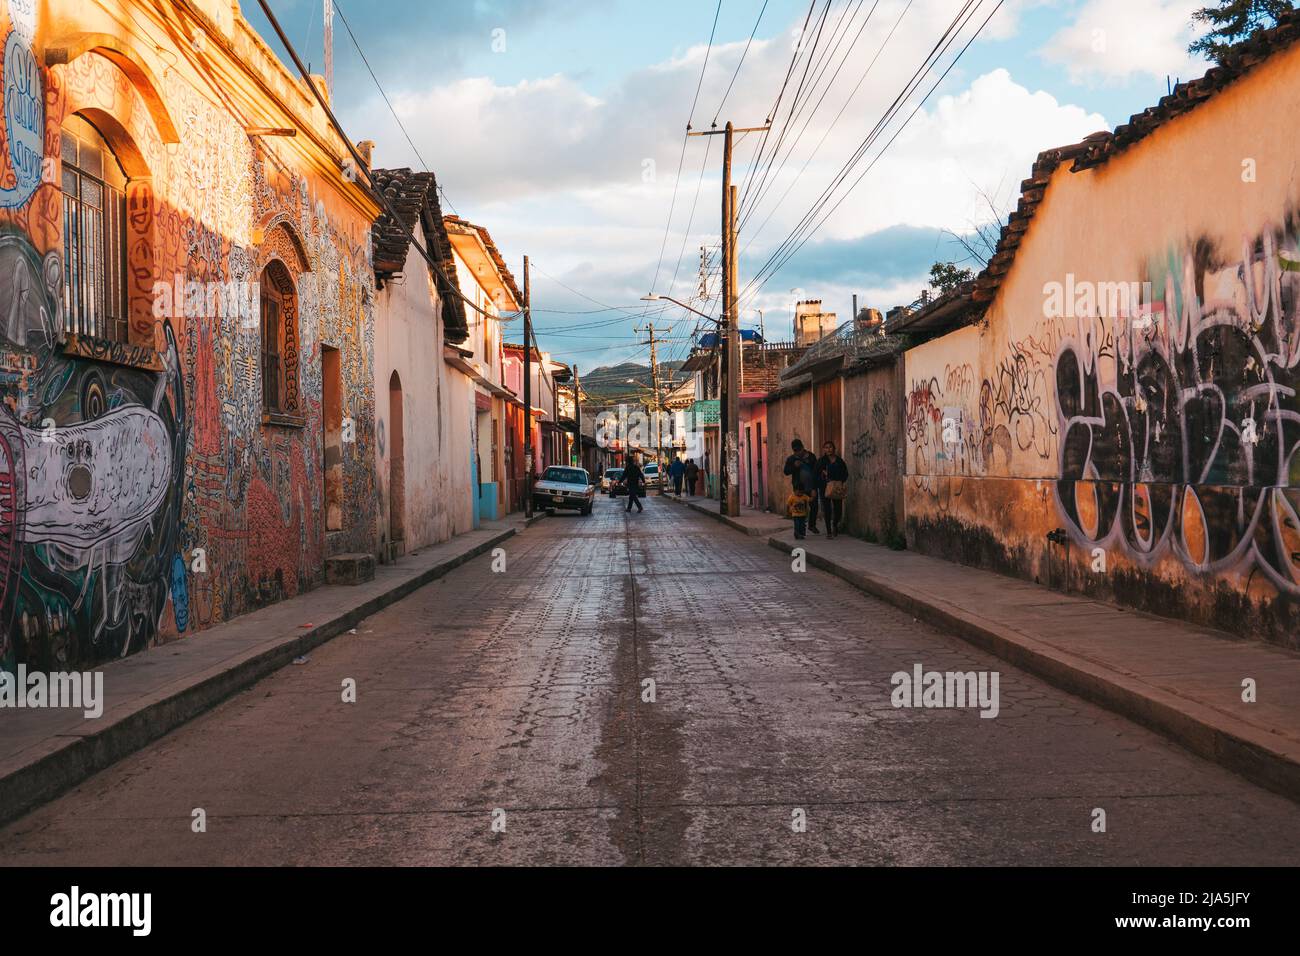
{"left": 622, "top": 455, "right": 645, "bottom": 513}
{"left": 783, "top": 439, "right": 821, "bottom": 534}
{"left": 684, "top": 458, "right": 700, "bottom": 496}
{"left": 669, "top": 456, "right": 686, "bottom": 496}
{"left": 787, "top": 482, "right": 812, "bottom": 539}
{"left": 817, "top": 441, "right": 849, "bottom": 538}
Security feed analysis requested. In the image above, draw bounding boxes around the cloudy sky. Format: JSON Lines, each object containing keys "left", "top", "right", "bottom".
{"left": 248, "top": 0, "right": 1211, "bottom": 372}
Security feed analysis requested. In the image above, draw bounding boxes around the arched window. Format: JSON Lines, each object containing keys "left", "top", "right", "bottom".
{"left": 260, "top": 259, "right": 299, "bottom": 414}
{"left": 61, "top": 114, "right": 128, "bottom": 342}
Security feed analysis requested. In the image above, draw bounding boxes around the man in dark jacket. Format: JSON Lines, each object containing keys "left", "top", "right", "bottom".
{"left": 669, "top": 456, "right": 686, "bottom": 496}
{"left": 783, "top": 439, "right": 820, "bottom": 533}
{"left": 684, "top": 458, "right": 700, "bottom": 495}
{"left": 622, "top": 455, "right": 645, "bottom": 513}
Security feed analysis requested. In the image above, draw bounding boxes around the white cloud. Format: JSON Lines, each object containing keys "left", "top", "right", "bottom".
{"left": 347, "top": 1, "right": 1115, "bottom": 361}
{"left": 1041, "top": 0, "right": 1207, "bottom": 85}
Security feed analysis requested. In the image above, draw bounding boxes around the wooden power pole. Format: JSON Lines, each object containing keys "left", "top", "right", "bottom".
{"left": 573, "top": 365, "right": 581, "bottom": 469}
{"left": 523, "top": 255, "right": 533, "bottom": 519}
{"left": 637, "top": 321, "right": 666, "bottom": 488}
{"left": 686, "top": 120, "right": 766, "bottom": 517}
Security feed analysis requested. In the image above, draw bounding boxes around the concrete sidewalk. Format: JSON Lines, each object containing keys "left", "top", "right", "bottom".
{"left": 672, "top": 494, "right": 1300, "bottom": 803}
{"left": 0, "top": 514, "right": 537, "bottom": 828}
{"left": 663, "top": 492, "right": 789, "bottom": 535}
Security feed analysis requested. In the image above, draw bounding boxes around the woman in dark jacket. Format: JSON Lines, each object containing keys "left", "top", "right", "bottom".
{"left": 816, "top": 442, "right": 849, "bottom": 538}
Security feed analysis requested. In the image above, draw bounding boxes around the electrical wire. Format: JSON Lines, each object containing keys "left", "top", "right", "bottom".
{"left": 711, "top": 0, "right": 771, "bottom": 126}
{"left": 740, "top": 0, "right": 1002, "bottom": 304}
{"left": 254, "top": 0, "right": 497, "bottom": 322}
{"left": 648, "top": 0, "right": 724, "bottom": 296}
{"left": 330, "top": 0, "right": 457, "bottom": 214}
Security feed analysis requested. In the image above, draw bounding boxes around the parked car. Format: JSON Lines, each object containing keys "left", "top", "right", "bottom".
{"left": 643, "top": 461, "right": 661, "bottom": 490}
{"left": 602, "top": 468, "right": 625, "bottom": 496}
{"left": 533, "top": 466, "right": 596, "bottom": 516}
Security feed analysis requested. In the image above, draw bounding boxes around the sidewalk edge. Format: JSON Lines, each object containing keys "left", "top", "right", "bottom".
{"left": 764, "top": 536, "right": 1300, "bottom": 805}
{"left": 0, "top": 527, "right": 517, "bottom": 829}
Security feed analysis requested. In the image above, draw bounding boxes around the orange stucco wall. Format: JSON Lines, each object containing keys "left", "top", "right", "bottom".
{"left": 905, "top": 41, "right": 1300, "bottom": 647}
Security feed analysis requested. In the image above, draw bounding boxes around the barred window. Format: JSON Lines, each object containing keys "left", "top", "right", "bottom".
{"left": 61, "top": 114, "right": 128, "bottom": 343}
{"left": 261, "top": 283, "right": 283, "bottom": 412}
{"left": 260, "top": 260, "right": 298, "bottom": 415}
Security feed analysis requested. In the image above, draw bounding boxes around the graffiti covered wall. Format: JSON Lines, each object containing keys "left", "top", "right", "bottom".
{"left": 844, "top": 362, "right": 906, "bottom": 541}
{"left": 904, "top": 40, "right": 1300, "bottom": 647}
{"left": 763, "top": 386, "right": 812, "bottom": 514}
{"left": 0, "top": 0, "right": 379, "bottom": 669}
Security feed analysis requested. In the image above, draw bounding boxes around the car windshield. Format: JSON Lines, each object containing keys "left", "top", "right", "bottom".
{"left": 644, "top": 464, "right": 658, "bottom": 474}
{"left": 543, "top": 467, "right": 588, "bottom": 484}
{"left": 605, "top": 469, "right": 623, "bottom": 479}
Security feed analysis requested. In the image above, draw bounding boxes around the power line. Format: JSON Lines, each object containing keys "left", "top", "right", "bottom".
{"left": 330, "top": 0, "right": 457, "bottom": 214}
{"left": 742, "top": 0, "right": 986, "bottom": 292}
{"left": 736, "top": 0, "right": 833, "bottom": 222}
{"left": 254, "top": 0, "right": 491, "bottom": 320}
{"left": 529, "top": 263, "right": 674, "bottom": 317}
{"left": 738, "top": 0, "right": 882, "bottom": 234}
{"left": 648, "top": 0, "right": 724, "bottom": 296}
{"left": 741, "top": 0, "right": 1006, "bottom": 305}
{"left": 663, "top": 135, "right": 715, "bottom": 302}
{"left": 739, "top": 0, "right": 908, "bottom": 251}
{"left": 737, "top": 0, "right": 820, "bottom": 204}
{"left": 711, "top": 0, "right": 771, "bottom": 126}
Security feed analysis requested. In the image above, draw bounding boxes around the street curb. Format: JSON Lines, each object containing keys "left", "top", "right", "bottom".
{"left": 763, "top": 536, "right": 1300, "bottom": 805}
{"left": 663, "top": 494, "right": 782, "bottom": 537}
{"left": 0, "top": 527, "right": 518, "bottom": 829}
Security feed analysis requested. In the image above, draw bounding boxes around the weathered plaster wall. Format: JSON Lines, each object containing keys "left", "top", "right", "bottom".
{"left": 905, "top": 41, "right": 1300, "bottom": 647}
{"left": 373, "top": 221, "right": 467, "bottom": 554}
{"left": 844, "top": 362, "right": 905, "bottom": 540}
{"left": 764, "top": 387, "right": 812, "bottom": 514}
{"left": 0, "top": 0, "right": 378, "bottom": 669}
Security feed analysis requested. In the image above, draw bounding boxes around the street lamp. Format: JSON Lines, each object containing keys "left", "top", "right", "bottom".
{"left": 642, "top": 291, "right": 739, "bottom": 515}
{"left": 640, "top": 293, "right": 721, "bottom": 324}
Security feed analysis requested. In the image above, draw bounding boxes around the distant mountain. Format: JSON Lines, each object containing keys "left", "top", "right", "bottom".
{"left": 581, "top": 360, "right": 686, "bottom": 406}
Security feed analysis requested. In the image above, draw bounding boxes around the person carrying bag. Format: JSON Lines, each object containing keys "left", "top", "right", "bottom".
{"left": 817, "top": 442, "right": 849, "bottom": 538}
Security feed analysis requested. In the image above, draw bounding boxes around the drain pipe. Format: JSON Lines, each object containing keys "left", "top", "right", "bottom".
{"left": 1045, "top": 528, "right": 1069, "bottom": 592}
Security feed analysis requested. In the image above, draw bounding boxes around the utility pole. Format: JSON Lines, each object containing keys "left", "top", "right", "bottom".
{"left": 725, "top": 179, "right": 739, "bottom": 517}
{"left": 637, "top": 321, "right": 666, "bottom": 491}
{"left": 322, "top": 0, "right": 333, "bottom": 97}
{"left": 523, "top": 255, "right": 532, "bottom": 519}
{"left": 573, "top": 366, "right": 581, "bottom": 469}
{"left": 685, "top": 120, "right": 766, "bottom": 516}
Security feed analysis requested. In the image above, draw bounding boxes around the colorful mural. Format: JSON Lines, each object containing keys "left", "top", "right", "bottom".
{"left": 0, "top": 1, "right": 379, "bottom": 669}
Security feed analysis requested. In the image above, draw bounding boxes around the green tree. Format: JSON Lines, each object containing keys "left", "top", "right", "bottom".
{"left": 1189, "top": 0, "right": 1295, "bottom": 64}
{"left": 929, "top": 261, "right": 974, "bottom": 296}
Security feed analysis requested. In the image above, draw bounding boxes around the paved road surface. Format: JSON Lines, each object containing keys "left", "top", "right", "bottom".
{"left": 3, "top": 495, "right": 1299, "bottom": 865}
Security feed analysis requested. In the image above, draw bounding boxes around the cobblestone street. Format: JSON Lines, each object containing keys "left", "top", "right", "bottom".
{"left": 4, "top": 497, "right": 1299, "bottom": 866}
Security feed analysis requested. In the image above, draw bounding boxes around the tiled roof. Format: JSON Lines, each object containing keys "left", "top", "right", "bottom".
{"left": 443, "top": 215, "right": 524, "bottom": 310}
{"left": 970, "top": 11, "right": 1300, "bottom": 311}
{"left": 371, "top": 167, "right": 468, "bottom": 343}
{"left": 1073, "top": 11, "right": 1300, "bottom": 172}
